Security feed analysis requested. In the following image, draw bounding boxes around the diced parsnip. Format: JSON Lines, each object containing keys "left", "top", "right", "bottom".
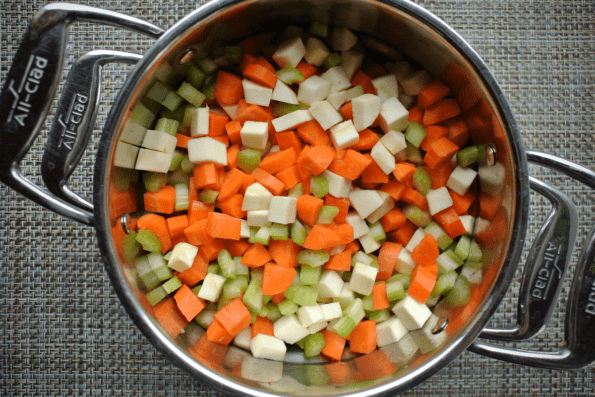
{"left": 410, "top": 314, "right": 448, "bottom": 354}
{"left": 340, "top": 49, "right": 364, "bottom": 80}
{"left": 327, "top": 90, "right": 347, "bottom": 110}
{"left": 320, "top": 302, "right": 343, "bottom": 321}
{"left": 134, "top": 148, "right": 173, "bottom": 173}
{"left": 436, "top": 250, "right": 463, "bottom": 275}
{"left": 392, "top": 294, "right": 432, "bottom": 330}
{"left": 371, "top": 140, "right": 397, "bottom": 174}
{"left": 352, "top": 93, "right": 381, "bottom": 132}
{"left": 197, "top": 273, "right": 226, "bottom": 302}
{"left": 242, "top": 182, "right": 273, "bottom": 211}
{"left": 405, "top": 227, "right": 426, "bottom": 252}
{"left": 317, "top": 270, "right": 344, "bottom": 299}
{"left": 243, "top": 79, "right": 273, "bottom": 107}
{"left": 247, "top": 210, "right": 270, "bottom": 227}
{"left": 187, "top": 136, "right": 228, "bottom": 166}
{"left": 322, "top": 170, "right": 352, "bottom": 198}
{"left": 268, "top": 196, "right": 298, "bottom": 225}
{"left": 308, "top": 321, "right": 329, "bottom": 335}
{"left": 233, "top": 326, "right": 252, "bottom": 350}
{"left": 378, "top": 99, "right": 408, "bottom": 135}
{"left": 240, "top": 219, "right": 251, "bottom": 239}
{"left": 332, "top": 27, "right": 358, "bottom": 51}
{"left": 273, "top": 37, "right": 306, "bottom": 68}
{"left": 308, "top": 100, "right": 343, "bottom": 130}
{"left": 141, "top": 129, "right": 177, "bottom": 154}
{"left": 478, "top": 161, "right": 506, "bottom": 196}
{"left": 396, "top": 247, "right": 416, "bottom": 275}
{"left": 250, "top": 334, "right": 287, "bottom": 362}
{"left": 349, "top": 262, "right": 378, "bottom": 295}
{"left": 447, "top": 165, "right": 478, "bottom": 196}
{"left": 390, "top": 61, "right": 414, "bottom": 82}
{"left": 297, "top": 305, "right": 325, "bottom": 327}
{"left": 376, "top": 316, "right": 409, "bottom": 347}
{"left": 345, "top": 211, "right": 371, "bottom": 239}
{"left": 271, "top": 109, "right": 313, "bottom": 132}
{"left": 240, "top": 121, "right": 269, "bottom": 151}
{"left": 359, "top": 231, "right": 381, "bottom": 254}
{"left": 459, "top": 215, "right": 476, "bottom": 235}
{"left": 329, "top": 119, "right": 360, "bottom": 150}
{"left": 304, "top": 37, "right": 331, "bottom": 67}
{"left": 426, "top": 186, "right": 454, "bottom": 216}
{"left": 400, "top": 69, "right": 432, "bottom": 96}
{"left": 114, "top": 141, "right": 140, "bottom": 169}
{"left": 365, "top": 191, "right": 395, "bottom": 224}
{"left": 424, "top": 221, "right": 454, "bottom": 250}
{"left": 320, "top": 66, "right": 352, "bottom": 94}
{"left": 217, "top": 100, "right": 238, "bottom": 120}
{"left": 336, "top": 283, "right": 356, "bottom": 309}
{"left": 371, "top": 74, "right": 400, "bottom": 102}
{"left": 271, "top": 80, "right": 299, "bottom": 105}
{"left": 274, "top": 314, "right": 310, "bottom": 344}
{"left": 379, "top": 129, "right": 407, "bottom": 155}
{"left": 191, "top": 106, "right": 210, "bottom": 137}
{"left": 120, "top": 119, "right": 148, "bottom": 146}
{"left": 348, "top": 189, "right": 384, "bottom": 219}
{"left": 241, "top": 355, "right": 284, "bottom": 383}
{"left": 297, "top": 75, "right": 331, "bottom": 105}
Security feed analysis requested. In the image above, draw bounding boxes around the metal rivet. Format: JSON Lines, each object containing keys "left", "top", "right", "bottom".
{"left": 485, "top": 144, "right": 497, "bottom": 166}
{"left": 179, "top": 49, "right": 195, "bottom": 64}
{"left": 431, "top": 318, "right": 449, "bottom": 335}
{"left": 120, "top": 213, "right": 132, "bottom": 235}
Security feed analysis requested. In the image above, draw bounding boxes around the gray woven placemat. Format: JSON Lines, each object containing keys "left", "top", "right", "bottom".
{"left": 1, "top": 0, "right": 593, "bottom": 396}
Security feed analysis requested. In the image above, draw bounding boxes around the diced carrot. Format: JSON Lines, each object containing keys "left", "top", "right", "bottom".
{"left": 407, "top": 105, "right": 424, "bottom": 124}
{"left": 218, "top": 193, "right": 247, "bottom": 219}
{"left": 174, "top": 284, "right": 206, "bottom": 322}
{"left": 199, "top": 239, "right": 226, "bottom": 262}
{"left": 372, "top": 282, "right": 390, "bottom": 310}
{"left": 176, "top": 133, "right": 192, "bottom": 149}
{"left": 417, "top": 79, "right": 452, "bottom": 109}
{"left": 422, "top": 98, "right": 462, "bottom": 126}
{"left": 177, "top": 251, "right": 208, "bottom": 286}
{"left": 401, "top": 188, "right": 428, "bottom": 211}
{"left": 268, "top": 239, "right": 302, "bottom": 268}
{"left": 243, "top": 62, "right": 278, "bottom": 89}
{"left": 424, "top": 161, "right": 454, "bottom": 190}
{"left": 236, "top": 99, "right": 270, "bottom": 124}
{"left": 110, "top": 184, "right": 138, "bottom": 219}
{"left": 184, "top": 218, "right": 215, "bottom": 246}
{"left": 241, "top": 243, "right": 272, "bottom": 268}
{"left": 324, "top": 250, "right": 352, "bottom": 271}
{"left": 296, "top": 194, "right": 324, "bottom": 226}
{"left": 238, "top": 33, "right": 274, "bottom": 56}
{"left": 451, "top": 189, "right": 477, "bottom": 215}
{"left": 218, "top": 168, "right": 245, "bottom": 202}
{"left": 251, "top": 315, "right": 275, "bottom": 338}
{"left": 270, "top": 292, "right": 286, "bottom": 305}
{"left": 380, "top": 208, "right": 407, "bottom": 233}
{"left": 208, "top": 111, "right": 229, "bottom": 137}
{"left": 226, "top": 143, "right": 240, "bottom": 169}
{"left": 350, "top": 128, "right": 379, "bottom": 152}
{"left": 353, "top": 349, "right": 397, "bottom": 381}
{"left": 239, "top": 173, "right": 255, "bottom": 195}
{"left": 360, "top": 155, "right": 390, "bottom": 184}
{"left": 251, "top": 167, "right": 285, "bottom": 195}
{"left": 339, "top": 101, "right": 353, "bottom": 120}
{"left": 253, "top": 56, "right": 276, "bottom": 74}
{"left": 447, "top": 286, "right": 482, "bottom": 334}
{"left": 188, "top": 200, "right": 214, "bottom": 225}
{"left": 188, "top": 175, "right": 198, "bottom": 204}
{"left": 434, "top": 206, "right": 467, "bottom": 239}
{"left": 349, "top": 320, "right": 377, "bottom": 355}
{"left": 221, "top": 240, "right": 250, "bottom": 258}
{"left": 334, "top": 222, "right": 354, "bottom": 245}
{"left": 153, "top": 297, "right": 189, "bottom": 339}
{"left": 207, "top": 318, "right": 234, "bottom": 345}
{"left": 167, "top": 214, "right": 189, "bottom": 240}
{"left": 275, "top": 164, "right": 301, "bottom": 190}
{"left": 303, "top": 224, "right": 343, "bottom": 250}
{"left": 190, "top": 333, "right": 228, "bottom": 364}
{"left": 478, "top": 191, "right": 503, "bottom": 220}
{"left": 455, "top": 81, "right": 482, "bottom": 112}
{"left": 440, "top": 115, "right": 469, "bottom": 148}
{"left": 325, "top": 195, "right": 350, "bottom": 223}
{"left": 363, "top": 62, "right": 386, "bottom": 79}
{"left": 377, "top": 241, "right": 402, "bottom": 280}
{"left": 240, "top": 52, "right": 257, "bottom": 72}
{"left": 296, "top": 120, "right": 330, "bottom": 146}
{"left": 193, "top": 162, "right": 221, "bottom": 190}
{"left": 206, "top": 211, "right": 242, "bottom": 240}
{"left": 275, "top": 130, "right": 303, "bottom": 154}
{"left": 380, "top": 180, "right": 407, "bottom": 201}
{"left": 475, "top": 206, "right": 507, "bottom": 250}
{"left": 296, "top": 61, "right": 318, "bottom": 81}
{"left": 350, "top": 70, "right": 375, "bottom": 94}
{"left": 259, "top": 147, "right": 297, "bottom": 174}
{"left": 137, "top": 213, "right": 172, "bottom": 254}
{"left": 326, "top": 361, "right": 356, "bottom": 385}
{"left": 408, "top": 264, "right": 436, "bottom": 304}
{"left": 262, "top": 262, "right": 297, "bottom": 295}
{"left": 321, "top": 330, "right": 347, "bottom": 361}
{"left": 327, "top": 149, "right": 372, "bottom": 180}
{"left": 392, "top": 161, "right": 417, "bottom": 186}
{"left": 143, "top": 184, "right": 176, "bottom": 214}
{"left": 214, "top": 298, "right": 252, "bottom": 337}
{"left": 424, "top": 137, "right": 459, "bottom": 169}
{"left": 389, "top": 220, "right": 417, "bottom": 246}
{"left": 225, "top": 120, "right": 243, "bottom": 145}
{"left": 296, "top": 144, "right": 336, "bottom": 177}
{"left": 210, "top": 134, "right": 230, "bottom": 147}
{"left": 411, "top": 234, "right": 439, "bottom": 267}
{"left": 214, "top": 71, "right": 244, "bottom": 105}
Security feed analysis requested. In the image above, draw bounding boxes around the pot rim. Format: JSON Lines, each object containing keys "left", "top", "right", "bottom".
{"left": 93, "top": 0, "right": 530, "bottom": 395}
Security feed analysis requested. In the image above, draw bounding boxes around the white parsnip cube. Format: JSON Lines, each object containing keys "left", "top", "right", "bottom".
{"left": 114, "top": 141, "right": 139, "bottom": 169}
{"left": 478, "top": 162, "right": 506, "bottom": 196}
{"left": 167, "top": 242, "right": 199, "bottom": 272}
{"left": 242, "top": 182, "right": 273, "bottom": 211}
{"left": 379, "top": 333, "right": 419, "bottom": 364}
{"left": 349, "top": 262, "right": 378, "bottom": 295}
{"left": 370, "top": 140, "right": 396, "bottom": 175}
{"left": 352, "top": 93, "right": 381, "bottom": 132}
{"left": 309, "top": 100, "right": 343, "bottom": 130}
{"left": 376, "top": 316, "right": 409, "bottom": 347}
{"left": 119, "top": 119, "right": 147, "bottom": 146}
{"left": 217, "top": 100, "right": 238, "bottom": 120}
{"left": 304, "top": 37, "right": 331, "bottom": 67}
{"left": 271, "top": 109, "right": 313, "bottom": 132}
{"left": 337, "top": 283, "right": 356, "bottom": 309}
{"left": 197, "top": 273, "right": 226, "bottom": 302}
{"left": 268, "top": 196, "right": 298, "bottom": 224}
{"left": 250, "top": 334, "right": 287, "bottom": 362}
{"left": 359, "top": 232, "right": 381, "bottom": 254}
{"left": 274, "top": 314, "right": 310, "bottom": 344}
{"left": 241, "top": 355, "right": 283, "bottom": 383}
{"left": 323, "top": 170, "right": 352, "bottom": 198}
{"left": 371, "top": 74, "right": 400, "bottom": 102}
{"left": 349, "top": 189, "right": 384, "bottom": 219}
{"left": 390, "top": 61, "right": 414, "bottom": 82}
{"left": 459, "top": 215, "right": 475, "bottom": 235}
{"left": 272, "top": 80, "right": 299, "bottom": 105}
{"left": 345, "top": 212, "right": 370, "bottom": 239}
{"left": 141, "top": 129, "right": 177, "bottom": 154}
{"left": 379, "top": 130, "right": 408, "bottom": 155}
{"left": 405, "top": 227, "right": 426, "bottom": 253}
{"left": 297, "top": 75, "right": 331, "bottom": 105}
{"left": 379, "top": 97, "right": 409, "bottom": 132}
{"left": 308, "top": 321, "right": 329, "bottom": 334}
{"left": 297, "top": 305, "right": 325, "bottom": 328}
{"left": 240, "top": 121, "right": 269, "bottom": 150}
{"left": 426, "top": 186, "right": 454, "bottom": 216}
{"left": 392, "top": 294, "right": 432, "bottom": 330}
{"left": 327, "top": 91, "right": 348, "bottom": 110}
{"left": 410, "top": 314, "right": 448, "bottom": 354}
{"left": 233, "top": 327, "right": 252, "bottom": 350}
{"left": 273, "top": 37, "right": 306, "bottom": 68}
{"left": 321, "top": 66, "right": 352, "bottom": 94}
{"left": 240, "top": 219, "right": 251, "bottom": 238}
{"left": 447, "top": 165, "right": 478, "bottom": 197}
{"left": 332, "top": 27, "right": 358, "bottom": 51}
{"left": 134, "top": 148, "right": 172, "bottom": 173}
{"left": 247, "top": 210, "right": 270, "bottom": 227}
{"left": 191, "top": 106, "right": 209, "bottom": 137}
{"left": 396, "top": 247, "right": 416, "bottom": 275}
{"left": 365, "top": 190, "right": 395, "bottom": 224}
{"left": 188, "top": 136, "right": 228, "bottom": 166}
{"left": 400, "top": 69, "right": 432, "bottom": 96}
{"left": 320, "top": 302, "right": 343, "bottom": 322}
{"left": 329, "top": 120, "right": 359, "bottom": 150}
{"left": 243, "top": 79, "right": 273, "bottom": 107}
{"left": 317, "top": 270, "right": 344, "bottom": 299}
{"left": 340, "top": 49, "right": 364, "bottom": 80}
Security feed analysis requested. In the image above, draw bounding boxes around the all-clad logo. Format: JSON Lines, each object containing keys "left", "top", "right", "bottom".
{"left": 531, "top": 240, "right": 563, "bottom": 301}
{"left": 6, "top": 54, "right": 48, "bottom": 127}
{"left": 56, "top": 92, "right": 88, "bottom": 150}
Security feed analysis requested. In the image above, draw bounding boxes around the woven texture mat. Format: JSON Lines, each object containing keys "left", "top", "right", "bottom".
{"left": 1, "top": 0, "right": 594, "bottom": 395}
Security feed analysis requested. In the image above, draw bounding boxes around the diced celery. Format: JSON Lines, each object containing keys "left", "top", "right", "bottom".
{"left": 436, "top": 250, "right": 463, "bottom": 275}
{"left": 351, "top": 251, "right": 374, "bottom": 266}
{"left": 179, "top": 156, "right": 197, "bottom": 173}
{"left": 270, "top": 223, "right": 289, "bottom": 240}
{"left": 405, "top": 141, "right": 424, "bottom": 165}
{"left": 300, "top": 264, "right": 323, "bottom": 286}
{"left": 424, "top": 222, "right": 454, "bottom": 251}
{"left": 122, "top": 231, "right": 142, "bottom": 263}
{"left": 278, "top": 25, "right": 304, "bottom": 42}
{"left": 153, "top": 265, "right": 173, "bottom": 282}
{"left": 139, "top": 271, "right": 160, "bottom": 291}
{"left": 310, "top": 174, "right": 329, "bottom": 198}
{"left": 177, "top": 81, "right": 206, "bottom": 108}
{"left": 316, "top": 205, "right": 339, "bottom": 224}
{"left": 146, "top": 81, "right": 172, "bottom": 104}
{"left": 248, "top": 227, "right": 258, "bottom": 244}
{"left": 195, "top": 310, "right": 215, "bottom": 328}
{"left": 254, "top": 225, "right": 271, "bottom": 245}
{"left": 287, "top": 182, "right": 304, "bottom": 198}
{"left": 113, "top": 167, "right": 138, "bottom": 192}
{"left": 266, "top": 303, "right": 283, "bottom": 322}
{"left": 273, "top": 102, "right": 301, "bottom": 117}
{"left": 454, "top": 234, "right": 472, "bottom": 261}
{"left": 388, "top": 273, "right": 411, "bottom": 290}
{"left": 468, "top": 239, "right": 483, "bottom": 262}
{"left": 237, "top": 148, "right": 262, "bottom": 173}
{"left": 362, "top": 295, "right": 374, "bottom": 311}
{"left": 461, "top": 265, "right": 482, "bottom": 286}
{"left": 296, "top": 249, "right": 330, "bottom": 267}
{"left": 441, "top": 275, "right": 471, "bottom": 308}
{"left": 208, "top": 264, "right": 220, "bottom": 275}
{"left": 412, "top": 166, "right": 432, "bottom": 196}
{"left": 304, "top": 332, "right": 326, "bottom": 358}
{"left": 197, "top": 57, "right": 218, "bottom": 75}
{"left": 146, "top": 286, "right": 168, "bottom": 306}
{"left": 284, "top": 284, "right": 318, "bottom": 306}
{"left": 129, "top": 102, "right": 157, "bottom": 128}
{"left": 457, "top": 145, "right": 478, "bottom": 167}
{"left": 174, "top": 183, "right": 189, "bottom": 211}
{"left": 142, "top": 172, "right": 168, "bottom": 192}
{"left": 243, "top": 277, "right": 264, "bottom": 314}
{"left": 168, "top": 150, "right": 185, "bottom": 172}
{"left": 368, "top": 221, "right": 386, "bottom": 242}
{"left": 168, "top": 169, "right": 191, "bottom": 185}
{"left": 155, "top": 117, "right": 180, "bottom": 136}
{"left": 217, "top": 249, "right": 237, "bottom": 279}
{"left": 202, "top": 74, "right": 217, "bottom": 100}
{"left": 332, "top": 316, "right": 356, "bottom": 338}
{"left": 186, "top": 65, "right": 206, "bottom": 88}
{"left": 369, "top": 308, "right": 391, "bottom": 323}
{"left": 163, "top": 91, "right": 184, "bottom": 111}
{"left": 464, "top": 260, "right": 483, "bottom": 270}
{"left": 198, "top": 189, "right": 219, "bottom": 204}
{"left": 278, "top": 299, "right": 299, "bottom": 316}
{"left": 159, "top": 103, "right": 185, "bottom": 121}
{"left": 309, "top": 21, "right": 329, "bottom": 38}
{"left": 181, "top": 104, "right": 197, "bottom": 128}
{"left": 475, "top": 144, "right": 490, "bottom": 164}
{"left": 404, "top": 121, "right": 426, "bottom": 148}
{"left": 224, "top": 46, "right": 243, "bottom": 64}
{"left": 275, "top": 67, "right": 305, "bottom": 84}
{"left": 290, "top": 219, "right": 308, "bottom": 246}
{"left": 342, "top": 298, "right": 365, "bottom": 322}
{"left": 344, "top": 84, "right": 364, "bottom": 101}
{"left": 222, "top": 277, "right": 249, "bottom": 300}
{"left": 162, "top": 276, "right": 182, "bottom": 294}
{"left": 324, "top": 52, "right": 342, "bottom": 69}
{"left": 402, "top": 204, "right": 432, "bottom": 228}
{"left": 386, "top": 280, "right": 405, "bottom": 301}
{"left": 135, "top": 229, "right": 161, "bottom": 253}
{"left": 431, "top": 270, "right": 457, "bottom": 298}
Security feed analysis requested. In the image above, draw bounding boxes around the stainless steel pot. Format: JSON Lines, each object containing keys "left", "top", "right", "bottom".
{"left": 1, "top": 1, "right": 594, "bottom": 395}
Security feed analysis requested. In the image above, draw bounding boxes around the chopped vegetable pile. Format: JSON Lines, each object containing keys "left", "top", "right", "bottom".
{"left": 112, "top": 22, "right": 505, "bottom": 364}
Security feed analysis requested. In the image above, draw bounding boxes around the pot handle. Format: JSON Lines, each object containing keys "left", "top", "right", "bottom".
{"left": 0, "top": 3, "right": 163, "bottom": 226}
{"left": 469, "top": 151, "right": 595, "bottom": 369}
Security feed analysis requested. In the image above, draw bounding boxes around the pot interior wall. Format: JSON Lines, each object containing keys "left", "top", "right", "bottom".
{"left": 106, "top": 0, "right": 520, "bottom": 395}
